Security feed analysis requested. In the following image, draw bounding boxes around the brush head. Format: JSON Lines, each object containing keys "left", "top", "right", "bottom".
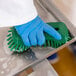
{"left": 44, "top": 22, "right": 71, "bottom": 48}
{"left": 7, "top": 22, "right": 71, "bottom": 53}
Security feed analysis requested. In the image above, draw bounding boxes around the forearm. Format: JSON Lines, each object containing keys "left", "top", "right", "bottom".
{"left": 0, "top": 0, "right": 38, "bottom": 27}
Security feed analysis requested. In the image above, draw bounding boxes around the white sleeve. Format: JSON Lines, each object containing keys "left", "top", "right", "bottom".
{"left": 0, "top": 0, "right": 38, "bottom": 27}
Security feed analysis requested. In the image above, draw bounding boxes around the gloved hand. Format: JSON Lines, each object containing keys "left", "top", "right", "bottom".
{"left": 15, "top": 16, "right": 61, "bottom": 46}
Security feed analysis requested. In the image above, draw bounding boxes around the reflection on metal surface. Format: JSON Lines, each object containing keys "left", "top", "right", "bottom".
{"left": 12, "top": 48, "right": 38, "bottom": 61}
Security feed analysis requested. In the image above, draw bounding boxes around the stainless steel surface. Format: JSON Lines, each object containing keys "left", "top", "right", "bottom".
{"left": 0, "top": 0, "right": 76, "bottom": 76}
{"left": 38, "top": 0, "right": 76, "bottom": 36}
{"left": 29, "top": 59, "right": 58, "bottom": 76}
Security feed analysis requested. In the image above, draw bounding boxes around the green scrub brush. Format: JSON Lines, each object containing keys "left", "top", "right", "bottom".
{"left": 7, "top": 22, "right": 71, "bottom": 53}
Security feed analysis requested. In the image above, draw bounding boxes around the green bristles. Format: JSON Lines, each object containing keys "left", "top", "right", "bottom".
{"left": 7, "top": 22, "right": 72, "bottom": 53}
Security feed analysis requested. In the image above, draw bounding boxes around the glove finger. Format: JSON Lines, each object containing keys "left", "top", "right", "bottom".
{"left": 37, "top": 30, "right": 45, "bottom": 46}
{"left": 21, "top": 33, "right": 30, "bottom": 46}
{"left": 43, "top": 24, "right": 61, "bottom": 40}
{"left": 29, "top": 31, "right": 37, "bottom": 46}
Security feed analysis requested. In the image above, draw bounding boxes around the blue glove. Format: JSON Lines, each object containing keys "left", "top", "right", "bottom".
{"left": 15, "top": 16, "right": 61, "bottom": 46}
